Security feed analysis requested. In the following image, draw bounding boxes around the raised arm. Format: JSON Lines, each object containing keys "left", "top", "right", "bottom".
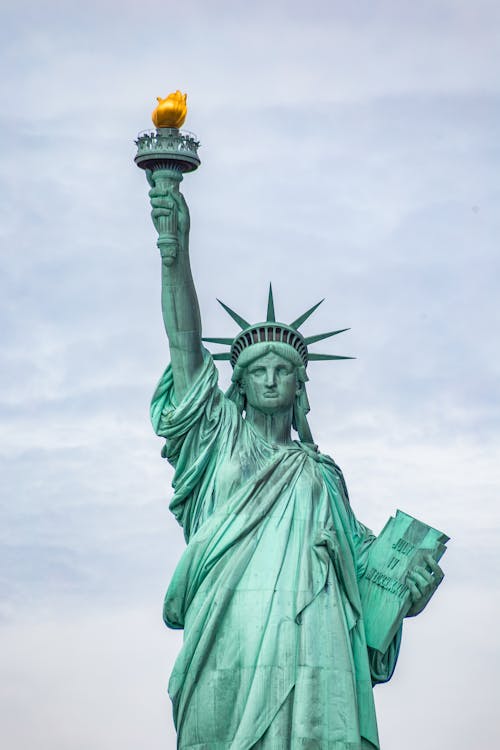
{"left": 148, "top": 171, "right": 204, "bottom": 400}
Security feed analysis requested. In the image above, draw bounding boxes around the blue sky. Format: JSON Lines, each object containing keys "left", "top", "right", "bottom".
{"left": 1, "top": 1, "right": 499, "bottom": 747}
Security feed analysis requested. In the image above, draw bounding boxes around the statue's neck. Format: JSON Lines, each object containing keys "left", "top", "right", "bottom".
{"left": 245, "top": 404, "right": 293, "bottom": 446}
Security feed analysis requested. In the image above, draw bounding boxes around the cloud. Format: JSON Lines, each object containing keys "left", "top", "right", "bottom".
{"left": 0, "top": 608, "right": 182, "bottom": 749}
{"left": 1, "top": 1, "right": 499, "bottom": 748}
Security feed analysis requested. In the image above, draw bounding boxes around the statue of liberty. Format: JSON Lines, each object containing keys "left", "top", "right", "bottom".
{"left": 136, "top": 93, "right": 446, "bottom": 750}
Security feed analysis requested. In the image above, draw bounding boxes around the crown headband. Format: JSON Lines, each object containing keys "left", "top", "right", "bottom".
{"left": 202, "top": 284, "right": 353, "bottom": 368}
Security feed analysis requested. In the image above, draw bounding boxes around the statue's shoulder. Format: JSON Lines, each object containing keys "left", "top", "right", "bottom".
{"left": 294, "top": 441, "right": 350, "bottom": 500}
{"left": 294, "top": 440, "right": 340, "bottom": 469}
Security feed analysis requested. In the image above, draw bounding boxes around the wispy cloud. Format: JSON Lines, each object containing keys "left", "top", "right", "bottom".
{"left": 1, "top": 1, "right": 499, "bottom": 748}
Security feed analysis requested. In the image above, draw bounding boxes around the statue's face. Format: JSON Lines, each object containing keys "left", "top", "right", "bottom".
{"left": 242, "top": 352, "right": 299, "bottom": 415}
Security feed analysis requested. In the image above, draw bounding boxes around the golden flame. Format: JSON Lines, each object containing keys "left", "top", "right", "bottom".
{"left": 152, "top": 90, "right": 188, "bottom": 129}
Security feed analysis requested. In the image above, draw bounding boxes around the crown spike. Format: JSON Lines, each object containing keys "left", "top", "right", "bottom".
{"left": 217, "top": 299, "right": 250, "bottom": 330}
{"left": 212, "top": 353, "right": 232, "bottom": 360}
{"left": 266, "top": 283, "right": 276, "bottom": 322}
{"left": 304, "top": 328, "right": 350, "bottom": 345}
{"left": 308, "top": 354, "right": 355, "bottom": 361}
{"left": 289, "top": 299, "right": 324, "bottom": 330}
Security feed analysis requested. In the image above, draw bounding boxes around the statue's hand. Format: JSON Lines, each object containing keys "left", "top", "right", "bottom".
{"left": 148, "top": 184, "right": 174, "bottom": 235}
{"left": 405, "top": 553, "right": 444, "bottom": 618}
{"left": 147, "top": 182, "right": 190, "bottom": 240}
{"left": 174, "top": 190, "right": 190, "bottom": 236}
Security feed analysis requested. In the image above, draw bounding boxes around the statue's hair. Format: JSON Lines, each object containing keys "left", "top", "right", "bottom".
{"left": 225, "top": 342, "right": 314, "bottom": 445}
{"left": 230, "top": 342, "right": 308, "bottom": 385}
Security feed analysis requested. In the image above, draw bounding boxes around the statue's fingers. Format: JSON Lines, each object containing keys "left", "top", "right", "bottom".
{"left": 146, "top": 170, "right": 155, "bottom": 188}
{"left": 423, "top": 552, "right": 437, "bottom": 571}
{"left": 178, "top": 192, "right": 189, "bottom": 211}
{"left": 425, "top": 556, "right": 445, "bottom": 582}
{"left": 410, "top": 568, "right": 432, "bottom": 592}
{"left": 149, "top": 189, "right": 173, "bottom": 203}
{"left": 149, "top": 190, "right": 167, "bottom": 202}
{"left": 172, "top": 191, "right": 189, "bottom": 217}
{"left": 151, "top": 208, "right": 171, "bottom": 220}
{"left": 406, "top": 571, "right": 421, "bottom": 587}
{"left": 406, "top": 578, "right": 420, "bottom": 601}
{"left": 150, "top": 197, "right": 172, "bottom": 209}
{"left": 416, "top": 565, "right": 434, "bottom": 583}
{"left": 171, "top": 193, "right": 185, "bottom": 216}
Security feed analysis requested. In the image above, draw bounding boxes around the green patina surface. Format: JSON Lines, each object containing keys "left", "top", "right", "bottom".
{"left": 135, "top": 127, "right": 447, "bottom": 749}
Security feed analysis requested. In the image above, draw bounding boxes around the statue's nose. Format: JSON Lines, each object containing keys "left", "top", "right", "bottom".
{"left": 265, "top": 368, "right": 277, "bottom": 386}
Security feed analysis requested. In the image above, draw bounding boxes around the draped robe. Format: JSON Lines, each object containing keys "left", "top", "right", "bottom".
{"left": 151, "top": 354, "right": 401, "bottom": 750}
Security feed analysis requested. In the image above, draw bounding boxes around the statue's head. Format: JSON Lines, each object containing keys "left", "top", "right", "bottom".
{"left": 225, "top": 341, "right": 313, "bottom": 442}
{"left": 232, "top": 342, "right": 307, "bottom": 416}
{"left": 203, "top": 285, "right": 352, "bottom": 444}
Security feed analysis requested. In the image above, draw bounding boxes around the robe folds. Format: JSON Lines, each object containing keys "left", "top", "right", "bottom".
{"left": 151, "top": 353, "right": 401, "bottom": 750}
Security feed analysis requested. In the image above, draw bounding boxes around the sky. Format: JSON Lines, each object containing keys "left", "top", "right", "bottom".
{"left": 0, "top": 0, "right": 499, "bottom": 747}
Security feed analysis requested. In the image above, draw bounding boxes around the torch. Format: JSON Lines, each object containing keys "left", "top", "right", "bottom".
{"left": 134, "top": 91, "right": 200, "bottom": 265}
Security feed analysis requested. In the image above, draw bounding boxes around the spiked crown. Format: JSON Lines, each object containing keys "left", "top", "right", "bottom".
{"left": 202, "top": 284, "right": 353, "bottom": 368}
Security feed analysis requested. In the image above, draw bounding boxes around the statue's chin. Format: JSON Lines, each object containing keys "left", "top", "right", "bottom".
{"left": 246, "top": 402, "right": 293, "bottom": 418}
